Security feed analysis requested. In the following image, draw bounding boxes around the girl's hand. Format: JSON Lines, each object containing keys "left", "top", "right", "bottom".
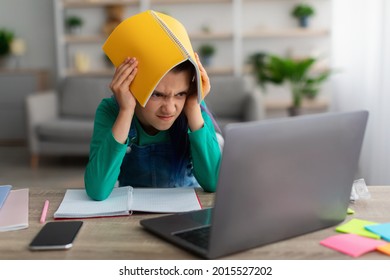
{"left": 184, "top": 52, "right": 211, "bottom": 113}
{"left": 196, "top": 52, "right": 211, "bottom": 98}
{"left": 109, "top": 57, "right": 138, "bottom": 112}
{"left": 184, "top": 53, "right": 210, "bottom": 131}
{"left": 110, "top": 57, "right": 138, "bottom": 144}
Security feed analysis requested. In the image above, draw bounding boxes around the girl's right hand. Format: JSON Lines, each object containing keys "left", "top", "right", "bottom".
{"left": 109, "top": 57, "right": 138, "bottom": 112}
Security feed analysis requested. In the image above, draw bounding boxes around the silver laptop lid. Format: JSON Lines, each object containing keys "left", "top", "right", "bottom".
{"left": 208, "top": 110, "right": 368, "bottom": 258}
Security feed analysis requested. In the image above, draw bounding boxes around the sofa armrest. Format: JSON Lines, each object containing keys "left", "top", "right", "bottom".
{"left": 242, "top": 87, "right": 265, "bottom": 122}
{"left": 25, "top": 90, "right": 59, "bottom": 154}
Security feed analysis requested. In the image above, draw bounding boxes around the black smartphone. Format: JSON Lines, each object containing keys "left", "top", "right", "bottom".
{"left": 29, "top": 221, "right": 83, "bottom": 250}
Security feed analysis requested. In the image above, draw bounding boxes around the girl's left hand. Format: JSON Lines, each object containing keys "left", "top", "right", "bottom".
{"left": 184, "top": 53, "right": 211, "bottom": 112}
{"left": 196, "top": 52, "right": 211, "bottom": 98}
{"left": 184, "top": 52, "right": 210, "bottom": 131}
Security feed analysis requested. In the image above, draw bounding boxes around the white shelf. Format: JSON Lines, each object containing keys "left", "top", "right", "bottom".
{"left": 264, "top": 96, "right": 330, "bottom": 110}
{"left": 66, "top": 66, "right": 233, "bottom": 77}
{"left": 190, "top": 32, "right": 233, "bottom": 41}
{"left": 55, "top": 0, "right": 332, "bottom": 79}
{"left": 244, "top": 28, "right": 330, "bottom": 39}
{"left": 151, "top": 0, "right": 231, "bottom": 4}
{"left": 63, "top": 0, "right": 139, "bottom": 8}
{"left": 64, "top": 33, "right": 233, "bottom": 44}
{"left": 64, "top": 34, "right": 105, "bottom": 43}
{"left": 66, "top": 68, "right": 114, "bottom": 77}
{"left": 205, "top": 66, "right": 234, "bottom": 76}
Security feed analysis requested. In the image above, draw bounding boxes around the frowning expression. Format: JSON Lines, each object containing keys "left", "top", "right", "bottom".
{"left": 135, "top": 70, "right": 191, "bottom": 135}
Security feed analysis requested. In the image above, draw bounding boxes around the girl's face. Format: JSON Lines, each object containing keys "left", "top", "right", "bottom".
{"left": 135, "top": 70, "right": 192, "bottom": 135}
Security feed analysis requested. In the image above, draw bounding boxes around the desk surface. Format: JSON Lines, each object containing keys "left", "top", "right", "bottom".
{"left": 1, "top": 186, "right": 390, "bottom": 260}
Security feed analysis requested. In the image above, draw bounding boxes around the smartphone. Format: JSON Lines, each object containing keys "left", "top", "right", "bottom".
{"left": 29, "top": 221, "right": 83, "bottom": 250}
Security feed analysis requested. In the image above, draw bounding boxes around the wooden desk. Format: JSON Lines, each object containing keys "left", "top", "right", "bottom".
{"left": 1, "top": 186, "right": 390, "bottom": 260}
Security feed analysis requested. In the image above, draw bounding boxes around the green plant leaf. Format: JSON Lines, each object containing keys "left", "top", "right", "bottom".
{"left": 248, "top": 52, "right": 332, "bottom": 108}
{"left": 0, "top": 28, "right": 14, "bottom": 57}
{"left": 292, "top": 4, "right": 315, "bottom": 18}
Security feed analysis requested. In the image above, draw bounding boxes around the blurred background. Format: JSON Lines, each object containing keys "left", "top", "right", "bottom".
{"left": 0, "top": 0, "right": 389, "bottom": 188}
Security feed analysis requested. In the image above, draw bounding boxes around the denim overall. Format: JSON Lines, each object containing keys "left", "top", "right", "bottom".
{"left": 117, "top": 121, "right": 199, "bottom": 188}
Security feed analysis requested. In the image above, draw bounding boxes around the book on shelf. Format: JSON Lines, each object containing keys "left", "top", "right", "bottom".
{"left": 103, "top": 10, "right": 204, "bottom": 107}
{"left": 0, "top": 188, "right": 29, "bottom": 232}
{"left": 54, "top": 186, "right": 202, "bottom": 219}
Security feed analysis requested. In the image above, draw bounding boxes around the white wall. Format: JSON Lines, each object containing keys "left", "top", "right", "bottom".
{"left": 0, "top": 0, "right": 56, "bottom": 86}
{"left": 0, "top": 0, "right": 331, "bottom": 89}
{"left": 332, "top": 0, "right": 390, "bottom": 185}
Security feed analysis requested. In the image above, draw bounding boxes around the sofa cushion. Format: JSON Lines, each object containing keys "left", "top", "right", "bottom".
{"left": 37, "top": 119, "right": 94, "bottom": 142}
{"left": 60, "top": 77, "right": 112, "bottom": 119}
{"left": 205, "top": 76, "right": 247, "bottom": 119}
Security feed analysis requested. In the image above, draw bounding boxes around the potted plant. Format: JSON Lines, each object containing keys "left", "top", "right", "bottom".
{"left": 291, "top": 3, "right": 315, "bottom": 28}
{"left": 198, "top": 43, "right": 216, "bottom": 67}
{"left": 249, "top": 52, "right": 331, "bottom": 116}
{"left": 0, "top": 28, "right": 14, "bottom": 58}
{"left": 0, "top": 28, "right": 14, "bottom": 67}
{"left": 65, "top": 15, "right": 83, "bottom": 34}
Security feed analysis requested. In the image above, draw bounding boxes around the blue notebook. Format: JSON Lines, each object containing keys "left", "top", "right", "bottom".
{"left": 0, "top": 185, "right": 12, "bottom": 209}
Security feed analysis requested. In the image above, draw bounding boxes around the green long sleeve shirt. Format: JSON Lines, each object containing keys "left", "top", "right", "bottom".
{"left": 84, "top": 97, "right": 221, "bottom": 200}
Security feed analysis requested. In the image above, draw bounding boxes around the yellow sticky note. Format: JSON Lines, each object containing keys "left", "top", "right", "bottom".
{"left": 336, "top": 218, "right": 380, "bottom": 239}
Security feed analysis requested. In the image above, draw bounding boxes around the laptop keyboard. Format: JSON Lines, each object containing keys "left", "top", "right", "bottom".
{"left": 173, "top": 226, "right": 211, "bottom": 250}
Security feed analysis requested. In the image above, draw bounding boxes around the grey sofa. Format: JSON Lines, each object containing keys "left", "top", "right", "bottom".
{"left": 26, "top": 77, "right": 112, "bottom": 168}
{"left": 26, "top": 76, "right": 263, "bottom": 167}
{"left": 205, "top": 76, "right": 264, "bottom": 130}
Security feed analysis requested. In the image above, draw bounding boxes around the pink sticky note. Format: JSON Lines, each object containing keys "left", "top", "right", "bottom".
{"left": 320, "top": 233, "right": 387, "bottom": 257}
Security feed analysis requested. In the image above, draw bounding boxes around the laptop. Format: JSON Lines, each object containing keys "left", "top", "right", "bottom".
{"left": 140, "top": 110, "right": 369, "bottom": 259}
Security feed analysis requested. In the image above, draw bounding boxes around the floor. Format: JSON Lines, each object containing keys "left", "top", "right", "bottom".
{"left": 0, "top": 146, "right": 87, "bottom": 189}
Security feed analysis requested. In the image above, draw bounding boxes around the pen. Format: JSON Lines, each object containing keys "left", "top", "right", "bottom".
{"left": 40, "top": 200, "right": 49, "bottom": 223}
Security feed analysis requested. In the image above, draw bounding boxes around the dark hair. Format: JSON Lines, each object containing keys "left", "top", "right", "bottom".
{"left": 169, "top": 60, "right": 194, "bottom": 178}
{"left": 171, "top": 59, "right": 196, "bottom": 75}
{"left": 169, "top": 60, "right": 220, "bottom": 180}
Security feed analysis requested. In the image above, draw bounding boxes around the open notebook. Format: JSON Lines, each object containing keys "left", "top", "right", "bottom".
{"left": 54, "top": 187, "right": 201, "bottom": 219}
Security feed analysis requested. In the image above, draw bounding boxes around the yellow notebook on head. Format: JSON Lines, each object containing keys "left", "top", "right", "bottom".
{"left": 103, "top": 10, "right": 203, "bottom": 107}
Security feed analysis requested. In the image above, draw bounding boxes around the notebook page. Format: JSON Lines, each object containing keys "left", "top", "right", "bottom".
{"left": 54, "top": 187, "right": 131, "bottom": 218}
{"left": 0, "top": 188, "right": 29, "bottom": 232}
{"left": 130, "top": 188, "right": 201, "bottom": 213}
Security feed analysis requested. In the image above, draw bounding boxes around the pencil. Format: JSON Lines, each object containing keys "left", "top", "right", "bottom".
{"left": 40, "top": 200, "right": 49, "bottom": 223}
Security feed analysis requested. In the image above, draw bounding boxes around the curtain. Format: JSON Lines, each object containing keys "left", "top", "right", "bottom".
{"left": 332, "top": 0, "right": 390, "bottom": 184}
